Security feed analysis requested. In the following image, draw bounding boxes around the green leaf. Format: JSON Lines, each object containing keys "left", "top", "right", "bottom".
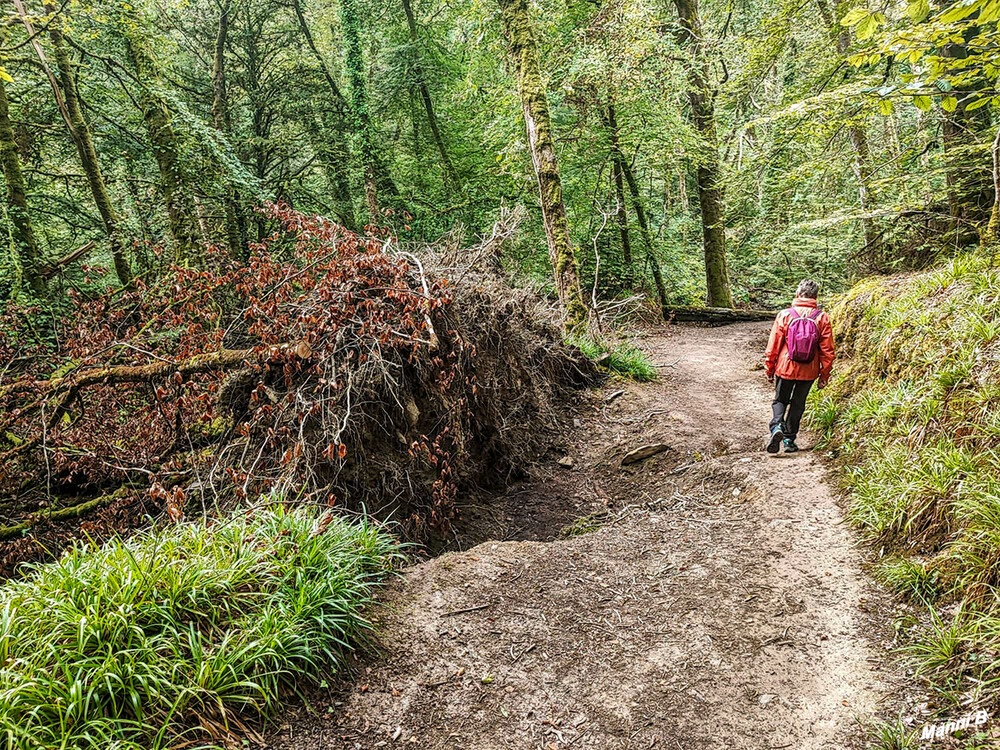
{"left": 935, "top": 79, "right": 952, "bottom": 92}
{"left": 914, "top": 95, "right": 933, "bottom": 111}
{"left": 965, "top": 96, "right": 993, "bottom": 111}
{"left": 856, "top": 13, "right": 880, "bottom": 39}
{"left": 980, "top": 0, "right": 1000, "bottom": 21}
{"left": 878, "top": 99, "right": 895, "bottom": 116}
{"left": 841, "top": 7, "right": 871, "bottom": 25}
{"left": 940, "top": 0, "right": 983, "bottom": 22}
{"left": 907, "top": 0, "right": 930, "bottom": 21}
{"left": 942, "top": 96, "right": 958, "bottom": 112}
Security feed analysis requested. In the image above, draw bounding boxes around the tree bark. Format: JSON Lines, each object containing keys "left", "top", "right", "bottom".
{"left": 667, "top": 305, "right": 776, "bottom": 324}
{"left": 211, "top": 0, "right": 250, "bottom": 257}
{"left": 672, "top": 0, "right": 733, "bottom": 308}
{"left": 44, "top": 1, "right": 132, "bottom": 286}
{"left": 0, "top": 77, "right": 43, "bottom": 294}
{"left": 124, "top": 34, "right": 202, "bottom": 264}
{"left": 602, "top": 103, "right": 670, "bottom": 319}
{"left": 401, "top": 0, "right": 459, "bottom": 188}
{"left": 498, "top": 0, "right": 587, "bottom": 332}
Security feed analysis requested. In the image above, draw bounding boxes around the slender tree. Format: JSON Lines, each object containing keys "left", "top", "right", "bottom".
{"left": 290, "top": 0, "right": 356, "bottom": 228}
{"left": 42, "top": 1, "right": 132, "bottom": 286}
{"left": 498, "top": 0, "right": 587, "bottom": 332}
{"left": 401, "top": 0, "right": 459, "bottom": 188}
{"left": 123, "top": 30, "right": 202, "bottom": 263}
{"left": 672, "top": 0, "right": 733, "bottom": 308}
{"left": 603, "top": 102, "right": 670, "bottom": 318}
{"left": 0, "top": 77, "right": 43, "bottom": 293}
{"left": 816, "top": 0, "right": 878, "bottom": 254}
{"left": 341, "top": 0, "right": 382, "bottom": 224}
{"left": 211, "top": 0, "right": 249, "bottom": 256}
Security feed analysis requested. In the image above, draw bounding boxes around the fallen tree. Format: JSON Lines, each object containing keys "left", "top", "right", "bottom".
{"left": 665, "top": 305, "right": 777, "bottom": 324}
{"left": 0, "top": 203, "right": 596, "bottom": 564}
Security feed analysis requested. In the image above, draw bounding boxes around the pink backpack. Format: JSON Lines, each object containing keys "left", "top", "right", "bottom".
{"left": 786, "top": 308, "right": 822, "bottom": 363}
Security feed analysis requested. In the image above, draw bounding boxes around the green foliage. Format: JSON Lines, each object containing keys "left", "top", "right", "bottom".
{"left": 568, "top": 335, "right": 657, "bottom": 381}
{"left": 559, "top": 512, "right": 608, "bottom": 538}
{"left": 0, "top": 506, "right": 397, "bottom": 749}
{"left": 876, "top": 558, "right": 941, "bottom": 603}
{"left": 865, "top": 717, "right": 919, "bottom": 750}
{"left": 813, "top": 254, "right": 1000, "bottom": 710}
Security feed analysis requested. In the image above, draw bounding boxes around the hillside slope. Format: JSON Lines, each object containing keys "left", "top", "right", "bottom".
{"left": 812, "top": 253, "right": 1000, "bottom": 737}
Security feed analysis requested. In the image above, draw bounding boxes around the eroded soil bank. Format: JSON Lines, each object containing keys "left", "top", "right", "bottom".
{"left": 270, "top": 322, "right": 898, "bottom": 750}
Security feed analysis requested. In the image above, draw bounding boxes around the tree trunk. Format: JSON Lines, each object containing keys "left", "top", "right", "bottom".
{"left": 667, "top": 305, "right": 777, "bottom": 324}
{"left": 44, "top": 1, "right": 131, "bottom": 286}
{"left": 983, "top": 126, "right": 1000, "bottom": 248}
{"left": 124, "top": 34, "right": 202, "bottom": 264}
{"left": 602, "top": 103, "right": 670, "bottom": 319}
{"left": 211, "top": 0, "right": 249, "bottom": 257}
{"left": 498, "top": 0, "right": 587, "bottom": 332}
{"left": 290, "top": 0, "right": 356, "bottom": 229}
{"left": 341, "top": 0, "right": 384, "bottom": 225}
{"left": 816, "top": 0, "right": 878, "bottom": 254}
{"left": 401, "top": 0, "right": 459, "bottom": 188}
{"left": 672, "top": 0, "right": 733, "bottom": 308}
{"left": 0, "top": 77, "right": 43, "bottom": 294}
{"left": 610, "top": 160, "right": 632, "bottom": 269}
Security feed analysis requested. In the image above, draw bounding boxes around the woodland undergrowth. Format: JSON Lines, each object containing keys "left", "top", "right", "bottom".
{"left": 809, "top": 252, "right": 1000, "bottom": 726}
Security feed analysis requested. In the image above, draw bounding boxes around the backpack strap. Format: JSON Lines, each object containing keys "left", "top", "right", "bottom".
{"left": 787, "top": 307, "right": 802, "bottom": 319}
{"left": 807, "top": 308, "right": 822, "bottom": 321}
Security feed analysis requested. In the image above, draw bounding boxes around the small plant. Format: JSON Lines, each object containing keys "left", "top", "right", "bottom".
{"left": 559, "top": 511, "right": 608, "bottom": 538}
{"left": 866, "top": 717, "right": 918, "bottom": 750}
{"left": 567, "top": 335, "right": 657, "bottom": 381}
{"left": 876, "top": 558, "right": 941, "bottom": 603}
{"left": 0, "top": 506, "right": 398, "bottom": 749}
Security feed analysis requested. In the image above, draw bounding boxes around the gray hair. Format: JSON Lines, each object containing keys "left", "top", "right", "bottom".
{"left": 796, "top": 279, "right": 820, "bottom": 299}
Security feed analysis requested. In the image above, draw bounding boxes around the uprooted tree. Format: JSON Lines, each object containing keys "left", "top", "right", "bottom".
{"left": 0, "top": 203, "right": 595, "bottom": 566}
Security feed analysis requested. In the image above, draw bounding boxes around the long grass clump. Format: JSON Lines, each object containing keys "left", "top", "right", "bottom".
{"left": 568, "top": 335, "right": 658, "bottom": 381}
{"left": 0, "top": 506, "right": 397, "bottom": 750}
{"left": 809, "top": 252, "right": 1000, "bottom": 711}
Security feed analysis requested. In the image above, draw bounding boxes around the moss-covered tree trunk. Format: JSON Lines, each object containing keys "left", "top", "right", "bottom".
{"left": 498, "top": 0, "right": 587, "bottom": 332}
{"left": 603, "top": 103, "right": 670, "bottom": 319}
{"left": 125, "top": 33, "right": 202, "bottom": 264}
{"left": 211, "top": 0, "right": 250, "bottom": 257}
{"left": 0, "top": 77, "right": 43, "bottom": 294}
{"left": 45, "top": 2, "right": 131, "bottom": 286}
{"left": 290, "top": 0, "right": 356, "bottom": 229}
{"left": 401, "top": 0, "right": 459, "bottom": 189}
{"left": 341, "top": 0, "right": 382, "bottom": 225}
{"left": 672, "top": 0, "right": 733, "bottom": 309}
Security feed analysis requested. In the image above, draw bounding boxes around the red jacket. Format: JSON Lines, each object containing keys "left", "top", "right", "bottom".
{"left": 764, "top": 297, "right": 835, "bottom": 383}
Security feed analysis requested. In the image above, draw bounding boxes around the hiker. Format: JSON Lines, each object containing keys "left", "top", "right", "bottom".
{"left": 763, "top": 279, "right": 835, "bottom": 454}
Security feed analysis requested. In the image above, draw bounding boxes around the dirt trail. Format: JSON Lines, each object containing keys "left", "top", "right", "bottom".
{"left": 272, "top": 323, "right": 891, "bottom": 750}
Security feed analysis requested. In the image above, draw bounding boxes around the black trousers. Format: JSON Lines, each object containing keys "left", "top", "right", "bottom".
{"left": 770, "top": 377, "right": 815, "bottom": 440}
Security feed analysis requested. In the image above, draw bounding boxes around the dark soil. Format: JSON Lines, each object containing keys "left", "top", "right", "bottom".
{"left": 267, "top": 322, "right": 902, "bottom": 750}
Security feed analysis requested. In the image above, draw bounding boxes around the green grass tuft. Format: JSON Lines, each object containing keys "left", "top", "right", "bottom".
{"left": 0, "top": 506, "right": 398, "bottom": 749}
{"left": 866, "top": 717, "right": 918, "bottom": 750}
{"left": 876, "top": 558, "right": 941, "bottom": 603}
{"left": 567, "top": 335, "right": 657, "bottom": 381}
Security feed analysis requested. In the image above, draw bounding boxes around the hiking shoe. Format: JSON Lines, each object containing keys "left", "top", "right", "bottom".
{"left": 783, "top": 438, "right": 800, "bottom": 453}
{"left": 766, "top": 426, "right": 784, "bottom": 454}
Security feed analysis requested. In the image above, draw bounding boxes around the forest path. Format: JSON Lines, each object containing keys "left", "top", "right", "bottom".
{"left": 272, "top": 323, "right": 891, "bottom": 750}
